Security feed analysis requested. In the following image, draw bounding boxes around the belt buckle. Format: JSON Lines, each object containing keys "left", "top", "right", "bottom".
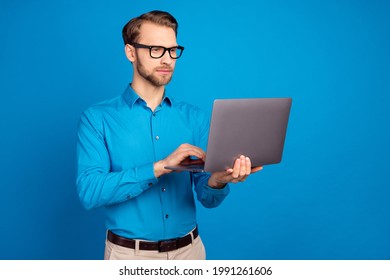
{"left": 158, "top": 239, "right": 178, "bottom": 253}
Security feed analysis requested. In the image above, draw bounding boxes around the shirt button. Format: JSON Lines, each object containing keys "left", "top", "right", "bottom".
{"left": 155, "top": 135, "right": 160, "bottom": 140}
{"left": 148, "top": 183, "right": 153, "bottom": 187}
{"left": 165, "top": 214, "right": 169, "bottom": 219}
{"left": 161, "top": 187, "right": 166, "bottom": 192}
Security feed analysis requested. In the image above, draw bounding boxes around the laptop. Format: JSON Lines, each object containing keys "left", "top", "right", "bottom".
{"left": 164, "top": 98, "right": 292, "bottom": 173}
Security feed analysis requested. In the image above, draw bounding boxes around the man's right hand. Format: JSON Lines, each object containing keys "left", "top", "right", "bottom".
{"left": 153, "top": 143, "right": 206, "bottom": 178}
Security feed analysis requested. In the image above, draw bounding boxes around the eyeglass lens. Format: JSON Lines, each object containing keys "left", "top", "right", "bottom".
{"left": 150, "top": 46, "right": 183, "bottom": 59}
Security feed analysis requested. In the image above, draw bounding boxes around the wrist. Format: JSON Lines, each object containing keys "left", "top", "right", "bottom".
{"left": 153, "top": 160, "right": 167, "bottom": 178}
{"left": 207, "top": 176, "right": 227, "bottom": 189}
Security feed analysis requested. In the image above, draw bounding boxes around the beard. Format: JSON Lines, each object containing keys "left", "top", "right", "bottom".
{"left": 136, "top": 60, "right": 174, "bottom": 87}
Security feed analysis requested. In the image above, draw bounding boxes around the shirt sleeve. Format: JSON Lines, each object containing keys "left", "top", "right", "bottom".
{"left": 76, "top": 108, "right": 158, "bottom": 210}
{"left": 191, "top": 106, "right": 230, "bottom": 208}
{"left": 193, "top": 173, "right": 230, "bottom": 208}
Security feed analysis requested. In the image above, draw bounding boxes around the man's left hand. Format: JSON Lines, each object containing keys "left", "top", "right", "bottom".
{"left": 207, "top": 155, "right": 263, "bottom": 188}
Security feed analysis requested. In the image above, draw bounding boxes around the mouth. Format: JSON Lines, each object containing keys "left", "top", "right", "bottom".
{"left": 156, "top": 68, "right": 173, "bottom": 75}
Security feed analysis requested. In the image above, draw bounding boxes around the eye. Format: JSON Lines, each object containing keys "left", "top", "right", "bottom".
{"left": 151, "top": 47, "right": 162, "bottom": 53}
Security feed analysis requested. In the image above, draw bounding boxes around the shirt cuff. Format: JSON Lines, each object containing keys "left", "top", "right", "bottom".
{"left": 136, "top": 162, "right": 158, "bottom": 188}
{"left": 204, "top": 183, "right": 230, "bottom": 195}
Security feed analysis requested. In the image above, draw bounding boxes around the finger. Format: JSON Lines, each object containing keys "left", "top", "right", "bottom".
{"left": 239, "top": 156, "right": 247, "bottom": 177}
{"left": 239, "top": 156, "right": 250, "bottom": 176}
{"left": 186, "top": 150, "right": 206, "bottom": 160}
{"left": 178, "top": 145, "right": 206, "bottom": 160}
{"left": 232, "top": 158, "right": 241, "bottom": 178}
{"left": 180, "top": 146, "right": 204, "bottom": 156}
{"left": 225, "top": 168, "right": 234, "bottom": 174}
{"left": 245, "top": 157, "right": 251, "bottom": 176}
{"left": 192, "top": 147, "right": 206, "bottom": 160}
{"left": 167, "top": 146, "right": 205, "bottom": 167}
{"left": 251, "top": 166, "right": 263, "bottom": 173}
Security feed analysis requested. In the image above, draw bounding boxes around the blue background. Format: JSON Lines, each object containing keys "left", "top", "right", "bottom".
{"left": 1, "top": 0, "right": 389, "bottom": 260}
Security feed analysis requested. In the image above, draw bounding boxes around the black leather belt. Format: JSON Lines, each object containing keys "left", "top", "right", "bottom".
{"left": 107, "top": 226, "right": 199, "bottom": 253}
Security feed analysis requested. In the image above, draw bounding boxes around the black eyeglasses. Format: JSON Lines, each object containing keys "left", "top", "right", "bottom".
{"left": 129, "top": 42, "right": 184, "bottom": 59}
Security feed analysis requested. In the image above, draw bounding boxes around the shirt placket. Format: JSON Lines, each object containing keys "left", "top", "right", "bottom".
{"left": 150, "top": 106, "right": 170, "bottom": 238}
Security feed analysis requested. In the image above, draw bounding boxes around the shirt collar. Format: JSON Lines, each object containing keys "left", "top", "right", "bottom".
{"left": 122, "top": 84, "right": 172, "bottom": 109}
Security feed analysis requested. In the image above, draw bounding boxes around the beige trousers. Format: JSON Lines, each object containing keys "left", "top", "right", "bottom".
{"left": 104, "top": 233, "right": 206, "bottom": 260}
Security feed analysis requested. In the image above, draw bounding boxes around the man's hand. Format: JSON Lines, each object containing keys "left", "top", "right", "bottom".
{"left": 207, "top": 155, "right": 263, "bottom": 188}
{"left": 154, "top": 143, "right": 206, "bottom": 178}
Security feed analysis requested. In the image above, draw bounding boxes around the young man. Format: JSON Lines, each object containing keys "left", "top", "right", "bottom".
{"left": 76, "top": 10, "right": 262, "bottom": 260}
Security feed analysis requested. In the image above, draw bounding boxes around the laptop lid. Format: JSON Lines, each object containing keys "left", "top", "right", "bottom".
{"left": 165, "top": 98, "right": 292, "bottom": 173}
{"left": 205, "top": 98, "right": 292, "bottom": 172}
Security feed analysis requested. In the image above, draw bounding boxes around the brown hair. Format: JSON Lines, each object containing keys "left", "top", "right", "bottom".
{"left": 122, "top": 10, "right": 178, "bottom": 45}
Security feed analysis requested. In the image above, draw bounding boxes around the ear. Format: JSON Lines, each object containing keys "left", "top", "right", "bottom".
{"left": 125, "top": 44, "right": 136, "bottom": 63}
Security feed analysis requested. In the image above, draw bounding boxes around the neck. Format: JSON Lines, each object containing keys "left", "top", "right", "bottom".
{"left": 131, "top": 80, "right": 165, "bottom": 111}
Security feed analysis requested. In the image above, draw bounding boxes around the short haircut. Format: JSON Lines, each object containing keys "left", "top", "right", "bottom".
{"left": 122, "top": 10, "right": 178, "bottom": 45}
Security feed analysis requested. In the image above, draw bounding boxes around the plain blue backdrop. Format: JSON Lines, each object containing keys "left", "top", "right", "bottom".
{"left": 0, "top": 0, "right": 389, "bottom": 260}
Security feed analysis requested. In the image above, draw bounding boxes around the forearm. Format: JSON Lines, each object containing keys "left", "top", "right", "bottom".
{"left": 76, "top": 163, "right": 157, "bottom": 210}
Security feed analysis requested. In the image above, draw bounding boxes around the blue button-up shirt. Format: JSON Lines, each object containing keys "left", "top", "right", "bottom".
{"left": 76, "top": 85, "right": 230, "bottom": 241}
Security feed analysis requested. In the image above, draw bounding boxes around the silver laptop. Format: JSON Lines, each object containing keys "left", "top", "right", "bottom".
{"left": 165, "top": 98, "right": 292, "bottom": 173}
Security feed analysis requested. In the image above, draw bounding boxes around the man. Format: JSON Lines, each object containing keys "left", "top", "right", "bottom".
{"left": 76, "top": 10, "right": 262, "bottom": 260}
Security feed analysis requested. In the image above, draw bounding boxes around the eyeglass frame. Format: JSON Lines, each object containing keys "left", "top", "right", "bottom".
{"left": 129, "top": 42, "right": 185, "bottom": 59}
